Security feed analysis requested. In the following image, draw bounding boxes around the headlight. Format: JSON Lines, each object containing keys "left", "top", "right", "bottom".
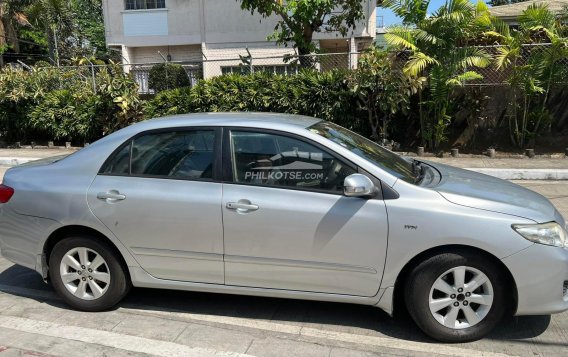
{"left": 512, "top": 222, "right": 567, "bottom": 248}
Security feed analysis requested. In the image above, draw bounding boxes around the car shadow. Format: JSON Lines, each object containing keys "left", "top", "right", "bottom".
{"left": 0, "top": 264, "right": 553, "bottom": 345}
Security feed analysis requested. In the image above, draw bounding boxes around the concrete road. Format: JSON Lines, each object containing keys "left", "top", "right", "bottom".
{"left": 0, "top": 177, "right": 567, "bottom": 356}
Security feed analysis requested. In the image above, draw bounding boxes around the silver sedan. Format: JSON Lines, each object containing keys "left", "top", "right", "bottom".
{"left": 0, "top": 113, "right": 567, "bottom": 342}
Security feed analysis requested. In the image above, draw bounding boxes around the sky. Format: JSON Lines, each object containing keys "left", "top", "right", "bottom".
{"left": 377, "top": 0, "right": 486, "bottom": 27}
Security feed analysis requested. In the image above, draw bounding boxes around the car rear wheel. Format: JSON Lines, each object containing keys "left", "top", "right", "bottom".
{"left": 404, "top": 251, "right": 508, "bottom": 342}
{"left": 49, "top": 236, "right": 131, "bottom": 311}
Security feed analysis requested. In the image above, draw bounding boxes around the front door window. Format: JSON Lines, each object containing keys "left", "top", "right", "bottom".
{"left": 230, "top": 131, "right": 356, "bottom": 193}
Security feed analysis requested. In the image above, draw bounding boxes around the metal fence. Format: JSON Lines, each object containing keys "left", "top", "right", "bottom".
{"left": 8, "top": 44, "right": 567, "bottom": 94}
{"left": 120, "top": 52, "right": 363, "bottom": 94}
{"left": 464, "top": 43, "right": 568, "bottom": 86}
{"left": 120, "top": 44, "right": 568, "bottom": 93}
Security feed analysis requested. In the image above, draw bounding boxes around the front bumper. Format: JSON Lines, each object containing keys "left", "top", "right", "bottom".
{"left": 502, "top": 243, "right": 568, "bottom": 315}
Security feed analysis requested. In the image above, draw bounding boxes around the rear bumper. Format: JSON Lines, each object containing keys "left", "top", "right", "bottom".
{"left": 0, "top": 206, "right": 60, "bottom": 274}
{"left": 502, "top": 244, "right": 568, "bottom": 315}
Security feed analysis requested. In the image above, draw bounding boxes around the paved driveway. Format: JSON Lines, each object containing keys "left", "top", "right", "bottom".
{"left": 0, "top": 172, "right": 567, "bottom": 356}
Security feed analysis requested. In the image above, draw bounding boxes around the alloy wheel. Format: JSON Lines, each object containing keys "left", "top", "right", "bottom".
{"left": 428, "top": 266, "right": 494, "bottom": 329}
{"left": 59, "top": 247, "right": 111, "bottom": 300}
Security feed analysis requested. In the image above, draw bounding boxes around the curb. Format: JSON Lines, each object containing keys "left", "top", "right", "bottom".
{"left": 465, "top": 168, "right": 568, "bottom": 180}
{"left": 0, "top": 157, "right": 42, "bottom": 166}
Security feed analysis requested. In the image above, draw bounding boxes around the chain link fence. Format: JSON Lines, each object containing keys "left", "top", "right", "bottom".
{"left": 118, "top": 52, "right": 363, "bottom": 94}
{"left": 8, "top": 43, "right": 567, "bottom": 94}
{"left": 461, "top": 43, "right": 568, "bottom": 86}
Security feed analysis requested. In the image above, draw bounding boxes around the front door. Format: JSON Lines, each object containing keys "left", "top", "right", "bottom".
{"left": 222, "top": 129, "right": 388, "bottom": 297}
{"left": 87, "top": 128, "right": 224, "bottom": 284}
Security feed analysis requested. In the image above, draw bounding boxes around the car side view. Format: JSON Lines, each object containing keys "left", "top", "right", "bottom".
{"left": 0, "top": 113, "right": 567, "bottom": 343}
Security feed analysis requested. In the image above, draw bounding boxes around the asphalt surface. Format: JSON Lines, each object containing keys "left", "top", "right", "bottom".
{"left": 0, "top": 170, "right": 567, "bottom": 356}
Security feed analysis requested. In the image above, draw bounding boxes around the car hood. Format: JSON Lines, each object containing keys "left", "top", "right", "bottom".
{"left": 427, "top": 161, "right": 564, "bottom": 224}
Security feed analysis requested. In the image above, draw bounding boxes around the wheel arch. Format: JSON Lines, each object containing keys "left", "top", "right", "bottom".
{"left": 391, "top": 244, "right": 518, "bottom": 317}
{"left": 43, "top": 225, "right": 131, "bottom": 282}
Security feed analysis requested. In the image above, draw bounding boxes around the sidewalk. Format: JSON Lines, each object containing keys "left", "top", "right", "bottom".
{"left": 425, "top": 157, "right": 568, "bottom": 180}
{"left": 0, "top": 149, "right": 567, "bottom": 180}
{"left": 0, "top": 148, "right": 78, "bottom": 166}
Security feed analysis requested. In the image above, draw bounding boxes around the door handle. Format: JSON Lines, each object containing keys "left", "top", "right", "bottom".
{"left": 97, "top": 191, "right": 126, "bottom": 202}
{"left": 226, "top": 201, "right": 259, "bottom": 212}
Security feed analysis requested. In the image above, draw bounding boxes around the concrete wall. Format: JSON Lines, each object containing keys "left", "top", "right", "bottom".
{"left": 129, "top": 45, "right": 202, "bottom": 64}
{"left": 103, "top": 0, "right": 377, "bottom": 50}
{"left": 104, "top": 0, "right": 202, "bottom": 47}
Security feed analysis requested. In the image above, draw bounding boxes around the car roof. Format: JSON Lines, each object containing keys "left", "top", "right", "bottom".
{"left": 133, "top": 113, "right": 322, "bottom": 132}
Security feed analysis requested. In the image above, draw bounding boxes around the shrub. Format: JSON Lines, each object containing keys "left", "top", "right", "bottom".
{"left": 145, "top": 70, "right": 366, "bottom": 134}
{"left": 148, "top": 63, "right": 191, "bottom": 93}
{"left": 28, "top": 87, "right": 96, "bottom": 142}
{"left": 0, "top": 62, "right": 143, "bottom": 144}
{"left": 0, "top": 66, "right": 69, "bottom": 142}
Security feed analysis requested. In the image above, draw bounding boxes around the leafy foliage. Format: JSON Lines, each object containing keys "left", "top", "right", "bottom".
{"left": 148, "top": 63, "right": 191, "bottom": 93}
{"left": 146, "top": 69, "right": 366, "bottom": 134}
{"left": 1, "top": 0, "right": 111, "bottom": 66}
{"left": 0, "top": 62, "right": 142, "bottom": 143}
{"left": 147, "top": 56, "right": 429, "bottom": 141}
{"left": 493, "top": 3, "right": 568, "bottom": 148}
{"left": 238, "top": 0, "right": 365, "bottom": 65}
{"left": 383, "top": 0, "right": 496, "bottom": 149}
{"left": 348, "top": 46, "right": 424, "bottom": 141}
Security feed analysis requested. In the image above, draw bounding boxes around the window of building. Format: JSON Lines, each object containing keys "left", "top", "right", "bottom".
{"left": 125, "top": 0, "right": 166, "bottom": 10}
{"left": 230, "top": 131, "right": 356, "bottom": 192}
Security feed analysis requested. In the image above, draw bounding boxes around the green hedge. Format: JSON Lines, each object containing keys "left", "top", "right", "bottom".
{"left": 0, "top": 64, "right": 143, "bottom": 144}
{"left": 0, "top": 54, "right": 407, "bottom": 145}
{"left": 145, "top": 70, "right": 368, "bottom": 136}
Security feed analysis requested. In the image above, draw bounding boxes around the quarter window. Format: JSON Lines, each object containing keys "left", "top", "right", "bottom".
{"left": 125, "top": 0, "right": 166, "bottom": 10}
{"left": 101, "top": 142, "right": 131, "bottom": 175}
{"left": 101, "top": 130, "right": 215, "bottom": 180}
{"left": 230, "top": 131, "right": 356, "bottom": 192}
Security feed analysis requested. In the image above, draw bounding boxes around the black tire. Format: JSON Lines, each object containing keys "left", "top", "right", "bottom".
{"left": 404, "top": 251, "right": 508, "bottom": 342}
{"left": 49, "top": 236, "right": 131, "bottom": 311}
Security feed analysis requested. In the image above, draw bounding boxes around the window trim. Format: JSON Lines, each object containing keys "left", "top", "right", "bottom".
{"left": 222, "top": 127, "right": 361, "bottom": 196}
{"left": 98, "top": 126, "right": 223, "bottom": 183}
{"left": 124, "top": 0, "right": 166, "bottom": 11}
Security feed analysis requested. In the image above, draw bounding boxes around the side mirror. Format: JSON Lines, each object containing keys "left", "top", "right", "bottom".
{"left": 343, "top": 174, "right": 377, "bottom": 198}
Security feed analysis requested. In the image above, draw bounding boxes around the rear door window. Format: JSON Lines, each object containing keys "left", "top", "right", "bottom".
{"left": 101, "top": 130, "right": 216, "bottom": 180}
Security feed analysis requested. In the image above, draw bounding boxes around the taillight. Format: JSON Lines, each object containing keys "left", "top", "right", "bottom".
{"left": 0, "top": 184, "right": 14, "bottom": 203}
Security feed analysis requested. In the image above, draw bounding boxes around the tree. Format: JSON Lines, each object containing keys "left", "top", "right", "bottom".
{"left": 383, "top": 0, "right": 494, "bottom": 149}
{"left": 70, "top": 0, "right": 109, "bottom": 60}
{"left": 25, "top": 0, "right": 74, "bottom": 65}
{"left": 0, "top": 0, "right": 31, "bottom": 66}
{"left": 488, "top": 0, "right": 529, "bottom": 6}
{"left": 237, "top": 0, "right": 365, "bottom": 66}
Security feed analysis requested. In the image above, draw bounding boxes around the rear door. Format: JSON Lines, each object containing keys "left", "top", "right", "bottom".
{"left": 87, "top": 127, "right": 225, "bottom": 284}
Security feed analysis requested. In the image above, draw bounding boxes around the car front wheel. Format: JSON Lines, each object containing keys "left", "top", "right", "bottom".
{"left": 404, "top": 251, "right": 508, "bottom": 342}
{"left": 49, "top": 236, "right": 131, "bottom": 311}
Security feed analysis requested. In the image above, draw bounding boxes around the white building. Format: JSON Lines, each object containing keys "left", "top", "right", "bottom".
{"left": 102, "top": 0, "right": 377, "bottom": 89}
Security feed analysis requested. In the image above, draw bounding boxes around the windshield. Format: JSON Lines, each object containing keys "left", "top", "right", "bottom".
{"left": 309, "top": 121, "right": 416, "bottom": 183}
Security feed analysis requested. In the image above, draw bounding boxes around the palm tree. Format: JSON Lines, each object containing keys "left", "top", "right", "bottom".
{"left": 0, "top": 0, "right": 31, "bottom": 66}
{"left": 25, "top": 0, "right": 73, "bottom": 66}
{"left": 494, "top": 3, "right": 568, "bottom": 148}
{"left": 382, "top": 0, "right": 494, "bottom": 149}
